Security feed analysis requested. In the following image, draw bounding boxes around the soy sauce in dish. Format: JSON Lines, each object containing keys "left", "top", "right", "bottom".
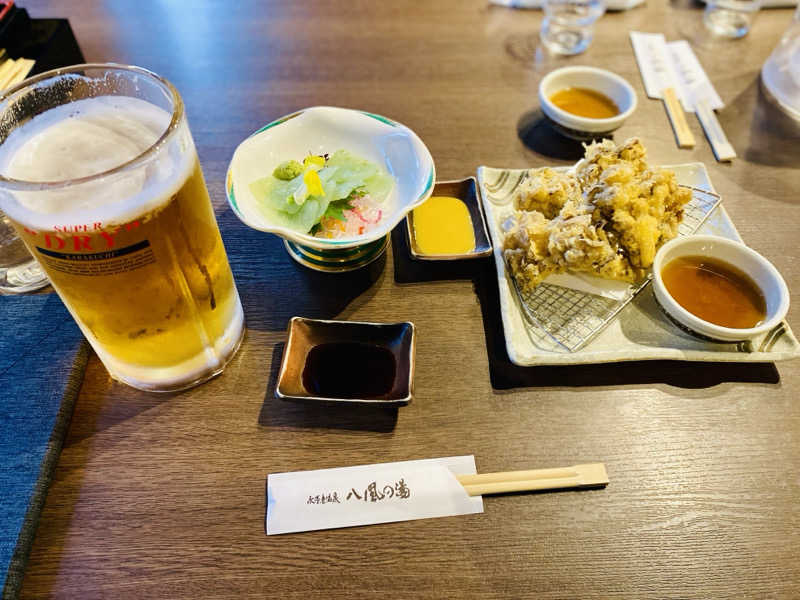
{"left": 661, "top": 255, "right": 766, "bottom": 329}
{"left": 302, "top": 342, "right": 397, "bottom": 399}
{"left": 549, "top": 87, "right": 619, "bottom": 119}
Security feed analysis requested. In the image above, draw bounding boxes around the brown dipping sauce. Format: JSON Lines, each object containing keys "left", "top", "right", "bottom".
{"left": 302, "top": 342, "right": 397, "bottom": 399}
{"left": 661, "top": 255, "right": 767, "bottom": 329}
{"left": 550, "top": 87, "right": 619, "bottom": 118}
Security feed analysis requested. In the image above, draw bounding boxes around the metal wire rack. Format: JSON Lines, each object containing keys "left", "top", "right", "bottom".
{"left": 508, "top": 186, "right": 722, "bottom": 353}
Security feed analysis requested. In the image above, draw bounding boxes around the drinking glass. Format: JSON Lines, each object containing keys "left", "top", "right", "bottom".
{"left": 0, "top": 64, "right": 245, "bottom": 392}
{"left": 703, "top": 0, "right": 762, "bottom": 38}
{"left": 761, "top": 4, "right": 800, "bottom": 117}
{"left": 540, "top": 0, "right": 606, "bottom": 56}
{"left": 0, "top": 210, "right": 48, "bottom": 292}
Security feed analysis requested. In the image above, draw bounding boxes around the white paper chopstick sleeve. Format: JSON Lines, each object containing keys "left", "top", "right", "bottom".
{"left": 266, "top": 455, "right": 483, "bottom": 535}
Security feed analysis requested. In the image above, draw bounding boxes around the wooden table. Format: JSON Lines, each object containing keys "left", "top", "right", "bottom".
{"left": 17, "top": 2, "right": 800, "bottom": 598}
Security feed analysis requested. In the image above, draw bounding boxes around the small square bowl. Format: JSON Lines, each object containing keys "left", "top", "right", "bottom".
{"left": 276, "top": 317, "right": 416, "bottom": 406}
{"left": 405, "top": 176, "right": 493, "bottom": 261}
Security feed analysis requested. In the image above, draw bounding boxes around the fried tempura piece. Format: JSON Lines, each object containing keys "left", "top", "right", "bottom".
{"left": 502, "top": 137, "right": 690, "bottom": 293}
{"left": 503, "top": 197, "right": 641, "bottom": 294}
{"left": 577, "top": 138, "right": 691, "bottom": 268}
{"left": 576, "top": 137, "right": 648, "bottom": 189}
{"left": 503, "top": 210, "right": 557, "bottom": 292}
{"left": 513, "top": 167, "right": 579, "bottom": 218}
{"left": 549, "top": 199, "right": 642, "bottom": 283}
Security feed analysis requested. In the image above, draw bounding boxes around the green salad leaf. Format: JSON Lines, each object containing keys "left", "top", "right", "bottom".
{"left": 323, "top": 197, "right": 356, "bottom": 222}
{"left": 248, "top": 150, "right": 393, "bottom": 234}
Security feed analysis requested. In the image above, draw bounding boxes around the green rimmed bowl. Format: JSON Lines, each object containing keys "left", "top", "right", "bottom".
{"left": 226, "top": 106, "right": 435, "bottom": 272}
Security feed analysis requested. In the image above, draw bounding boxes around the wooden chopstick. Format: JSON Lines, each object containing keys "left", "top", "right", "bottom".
{"left": 0, "top": 57, "right": 34, "bottom": 91}
{"left": 456, "top": 463, "right": 608, "bottom": 496}
{"left": 694, "top": 98, "right": 736, "bottom": 162}
{"left": 9, "top": 58, "right": 34, "bottom": 86}
{"left": 0, "top": 57, "right": 16, "bottom": 88}
{"left": 662, "top": 87, "right": 695, "bottom": 149}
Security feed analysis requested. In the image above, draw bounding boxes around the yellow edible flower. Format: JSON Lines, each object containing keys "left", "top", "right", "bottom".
{"left": 303, "top": 155, "right": 326, "bottom": 169}
{"left": 303, "top": 169, "right": 324, "bottom": 197}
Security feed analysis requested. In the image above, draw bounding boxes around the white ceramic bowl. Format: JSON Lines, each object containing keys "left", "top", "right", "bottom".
{"left": 226, "top": 106, "right": 435, "bottom": 250}
{"left": 539, "top": 66, "right": 637, "bottom": 138}
{"left": 652, "top": 235, "right": 790, "bottom": 342}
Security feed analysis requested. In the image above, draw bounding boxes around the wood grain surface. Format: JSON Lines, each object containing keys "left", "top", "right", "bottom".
{"left": 15, "top": 1, "right": 800, "bottom": 598}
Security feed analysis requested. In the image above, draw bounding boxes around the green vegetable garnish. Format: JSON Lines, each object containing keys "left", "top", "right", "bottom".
{"left": 249, "top": 150, "right": 393, "bottom": 234}
{"left": 323, "top": 198, "right": 355, "bottom": 222}
{"left": 272, "top": 159, "right": 303, "bottom": 180}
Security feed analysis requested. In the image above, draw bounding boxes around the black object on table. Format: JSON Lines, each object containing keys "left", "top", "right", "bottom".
{"left": 0, "top": 4, "right": 84, "bottom": 76}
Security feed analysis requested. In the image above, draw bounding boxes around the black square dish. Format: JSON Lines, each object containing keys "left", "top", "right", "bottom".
{"left": 276, "top": 317, "right": 416, "bottom": 406}
{"left": 405, "top": 176, "right": 493, "bottom": 261}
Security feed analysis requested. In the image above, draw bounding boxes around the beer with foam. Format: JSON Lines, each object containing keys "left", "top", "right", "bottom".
{"left": 0, "top": 67, "right": 244, "bottom": 391}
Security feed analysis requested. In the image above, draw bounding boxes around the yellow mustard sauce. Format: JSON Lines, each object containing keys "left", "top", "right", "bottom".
{"left": 412, "top": 196, "right": 476, "bottom": 255}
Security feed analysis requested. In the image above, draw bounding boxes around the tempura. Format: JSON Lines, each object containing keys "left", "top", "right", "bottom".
{"left": 502, "top": 138, "right": 691, "bottom": 293}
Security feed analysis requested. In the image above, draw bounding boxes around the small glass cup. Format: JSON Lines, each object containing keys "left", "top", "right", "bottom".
{"left": 540, "top": 0, "right": 606, "bottom": 56}
{"left": 703, "top": 0, "right": 762, "bottom": 39}
{"left": 0, "top": 210, "right": 48, "bottom": 292}
{"left": 761, "top": 4, "right": 800, "bottom": 116}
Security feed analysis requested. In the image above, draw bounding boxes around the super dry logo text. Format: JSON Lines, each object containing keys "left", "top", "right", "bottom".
{"left": 23, "top": 220, "right": 141, "bottom": 252}
{"left": 53, "top": 222, "right": 103, "bottom": 232}
{"left": 27, "top": 220, "right": 157, "bottom": 277}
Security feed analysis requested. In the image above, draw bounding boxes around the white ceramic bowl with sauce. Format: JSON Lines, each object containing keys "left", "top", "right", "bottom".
{"left": 652, "top": 235, "right": 790, "bottom": 342}
{"left": 539, "top": 66, "right": 637, "bottom": 139}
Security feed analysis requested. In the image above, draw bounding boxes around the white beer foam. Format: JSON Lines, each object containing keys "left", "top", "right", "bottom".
{"left": 0, "top": 96, "right": 195, "bottom": 231}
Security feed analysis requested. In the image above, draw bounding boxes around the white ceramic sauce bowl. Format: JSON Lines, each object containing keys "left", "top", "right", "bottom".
{"left": 539, "top": 66, "right": 637, "bottom": 138}
{"left": 226, "top": 106, "right": 435, "bottom": 250}
{"left": 652, "top": 235, "right": 790, "bottom": 342}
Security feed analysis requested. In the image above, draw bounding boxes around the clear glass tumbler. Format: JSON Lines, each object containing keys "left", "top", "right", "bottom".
{"left": 0, "top": 64, "right": 245, "bottom": 392}
{"left": 761, "top": 4, "right": 800, "bottom": 117}
{"left": 0, "top": 209, "right": 48, "bottom": 292}
{"left": 703, "top": 0, "right": 762, "bottom": 38}
{"left": 540, "top": 0, "right": 606, "bottom": 56}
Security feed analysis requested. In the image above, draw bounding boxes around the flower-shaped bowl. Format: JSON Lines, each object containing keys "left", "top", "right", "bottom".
{"left": 226, "top": 106, "right": 435, "bottom": 271}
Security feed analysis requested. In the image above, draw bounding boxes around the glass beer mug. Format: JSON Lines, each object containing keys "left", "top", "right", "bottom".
{"left": 0, "top": 64, "right": 245, "bottom": 392}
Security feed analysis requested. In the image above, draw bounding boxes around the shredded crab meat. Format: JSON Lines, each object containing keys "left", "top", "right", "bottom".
{"left": 315, "top": 194, "right": 384, "bottom": 239}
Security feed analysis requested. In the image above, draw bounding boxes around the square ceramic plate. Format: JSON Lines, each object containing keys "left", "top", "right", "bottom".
{"left": 405, "top": 177, "right": 493, "bottom": 261}
{"left": 276, "top": 317, "right": 416, "bottom": 405}
{"left": 478, "top": 162, "right": 800, "bottom": 365}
